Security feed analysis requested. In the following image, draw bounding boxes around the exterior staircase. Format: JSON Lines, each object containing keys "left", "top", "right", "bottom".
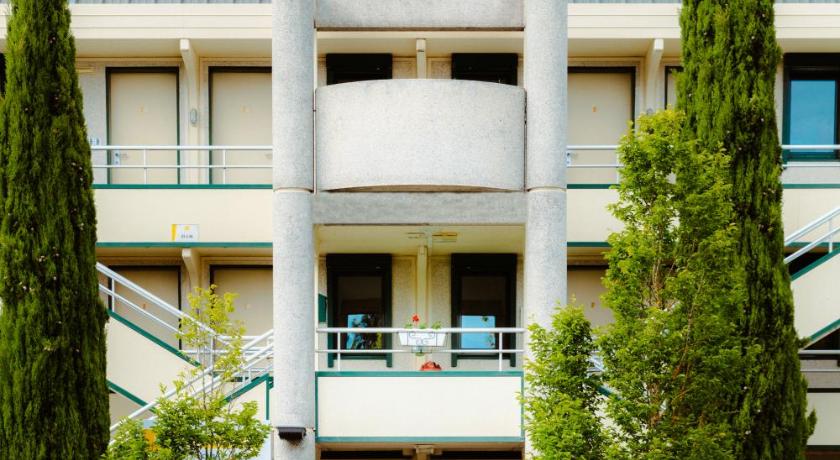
{"left": 97, "top": 263, "right": 273, "bottom": 431}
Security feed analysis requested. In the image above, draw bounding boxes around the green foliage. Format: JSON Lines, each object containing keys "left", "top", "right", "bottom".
{"left": 679, "top": 1, "right": 815, "bottom": 457}
{"left": 105, "top": 287, "right": 271, "bottom": 460}
{"left": 599, "top": 110, "right": 745, "bottom": 459}
{"left": 523, "top": 305, "right": 605, "bottom": 460}
{"left": 0, "top": 0, "right": 109, "bottom": 458}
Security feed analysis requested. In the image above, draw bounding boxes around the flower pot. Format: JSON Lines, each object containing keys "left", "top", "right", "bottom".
{"left": 420, "top": 361, "right": 442, "bottom": 371}
{"left": 398, "top": 331, "right": 446, "bottom": 347}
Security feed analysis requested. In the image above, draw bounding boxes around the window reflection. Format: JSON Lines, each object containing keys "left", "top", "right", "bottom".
{"left": 789, "top": 79, "right": 837, "bottom": 157}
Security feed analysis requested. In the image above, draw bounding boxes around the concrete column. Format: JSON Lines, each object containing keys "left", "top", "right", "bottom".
{"left": 273, "top": 190, "right": 315, "bottom": 460}
{"left": 643, "top": 38, "right": 665, "bottom": 113}
{"left": 524, "top": 0, "right": 567, "bottom": 189}
{"left": 273, "top": 0, "right": 316, "bottom": 458}
{"left": 273, "top": 0, "right": 315, "bottom": 190}
{"left": 523, "top": 0, "right": 568, "bottom": 455}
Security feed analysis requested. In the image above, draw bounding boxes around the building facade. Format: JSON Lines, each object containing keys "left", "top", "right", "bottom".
{"left": 1, "top": 0, "right": 839, "bottom": 458}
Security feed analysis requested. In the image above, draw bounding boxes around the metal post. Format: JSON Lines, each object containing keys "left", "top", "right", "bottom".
{"left": 498, "top": 332, "right": 504, "bottom": 371}
{"left": 222, "top": 149, "right": 227, "bottom": 184}
{"left": 337, "top": 332, "right": 342, "bottom": 371}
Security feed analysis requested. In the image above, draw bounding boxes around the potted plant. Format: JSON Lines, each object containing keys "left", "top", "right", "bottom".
{"left": 398, "top": 314, "right": 446, "bottom": 347}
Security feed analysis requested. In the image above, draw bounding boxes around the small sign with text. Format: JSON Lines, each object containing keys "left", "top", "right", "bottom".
{"left": 171, "top": 224, "right": 199, "bottom": 243}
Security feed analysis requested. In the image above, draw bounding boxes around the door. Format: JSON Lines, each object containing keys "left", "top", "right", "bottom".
{"left": 210, "top": 69, "right": 272, "bottom": 184}
{"left": 108, "top": 69, "right": 179, "bottom": 184}
{"left": 568, "top": 68, "right": 635, "bottom": 185}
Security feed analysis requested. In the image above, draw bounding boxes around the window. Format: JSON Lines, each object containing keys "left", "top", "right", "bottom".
{"left": 451, "top": 53, "right": 518, "bottom": 85}
{"left": 451, "top": 254, "right": 517, "bottom": 367}
{"left": 326, "top": 54, "right": 392, "bottom": 85}
{"left": 784, "top": 54, "right": 840, "bottom": 161}
{"left": 326, "top": 254, "right": 392, "bottom": 367}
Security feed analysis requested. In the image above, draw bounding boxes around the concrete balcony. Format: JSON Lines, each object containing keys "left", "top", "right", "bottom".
{"left": 315, "top": 79, "right": 525, "bottom": 192}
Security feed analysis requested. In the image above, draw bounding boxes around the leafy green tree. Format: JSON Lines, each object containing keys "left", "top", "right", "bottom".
{"left": 523, "top": 305, "right": 605, "bottom": 460}
{"left": 0, "top": 0, "right": 109, "bottom": 458}
{"left": 679, "top": 1, "right": 815, "bottom": 457}
{"left": 599, "top": 110, "right": 745, "bottom": 459}
{"left": 105, "top": 287, "right": 270, "bottom": 460}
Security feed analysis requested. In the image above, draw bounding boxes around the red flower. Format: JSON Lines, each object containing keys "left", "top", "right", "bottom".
{"left": 411, "top": 314, "right": 420, "bottom": 323}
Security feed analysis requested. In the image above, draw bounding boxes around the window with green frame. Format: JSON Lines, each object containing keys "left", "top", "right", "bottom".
{"left": 450, "top": 254, "right": 517, "bottom": 367}
{"left": 326, "top": 254, "right": 392, "bottom": 367}
{"left": 784, "top": 54, "right": 840, "bottom": 161}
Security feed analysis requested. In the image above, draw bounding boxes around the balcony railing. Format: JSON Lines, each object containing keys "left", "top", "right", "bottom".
{"left": 316, "top": 326, "right": 525, "bottom": 371}
{"left": 91, "top": 145, "right": 272, "bottom": 185}
{"left": 90, "top": 144, "right": 840, "bottom": 187}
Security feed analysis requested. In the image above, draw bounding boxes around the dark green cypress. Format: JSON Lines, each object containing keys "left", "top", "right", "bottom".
{"left": 0, "top": 0, "right": 110, "bottom": 458}
{"left": 679, "top": 1, "right": 815, "bottom": 458}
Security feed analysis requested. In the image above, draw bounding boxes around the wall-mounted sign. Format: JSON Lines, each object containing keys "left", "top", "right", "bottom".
{"left": 171, "top": 224, "right": 199, "bottom": 243}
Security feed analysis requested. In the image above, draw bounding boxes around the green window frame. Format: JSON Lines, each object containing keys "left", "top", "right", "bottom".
{"left": 450, "top": 254, "right": 517, "bottom": 368}
{"left": 326, "top": 254, "right": 393, "bottom": 368}
{"left": 783, "top": 53, "right": 840, "bottom": 162}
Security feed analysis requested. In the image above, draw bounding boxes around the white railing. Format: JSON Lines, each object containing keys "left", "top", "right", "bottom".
{"left": 782, "top": 145, "right": 840, "bottom": 168}
{"left": 316, "top": 326, "right": 525, "bottom": 371}
{"left": 97, "top": 262, "right": 228, "bottom": 347}
{"left": 110, "top": 329, "right": 274, "bottom": 434}
{"left": 566, "top": 144, "right": 621, "bottom": 169}
{"left": 784, "top": 206, "right": 840, "bottom": 265}
{"left": 91, "top": 145, "right": 272, "bottom": 185}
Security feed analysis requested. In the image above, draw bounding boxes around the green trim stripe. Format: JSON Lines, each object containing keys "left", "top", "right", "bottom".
{"left": 810, "top": 318, "right": 840, "bottom": 344}
{"left": 107, "top": 379, "right": 148, "bottom": 407}
{"left": 108, "top": 310, "right": 199, "bottom": 366}
{"left": 316, "top": 371, "right": 523, "bottom": 377}
{"left": 94, "top": 184, "right": 271, "bottom": 190}
{"left": 315, "top": 436, "right": 524, "bottom": 444}
{"left": 98, "top": 242, "right": 272, "bottom": 249}
{"left": 226, "top": 374, "right": 272, "bottom": 402}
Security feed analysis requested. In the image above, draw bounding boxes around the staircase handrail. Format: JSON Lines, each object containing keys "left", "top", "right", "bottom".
{"left": 784, "top": 206, "right": 840, "bottom": 265}
{"left": 97, "top": 262, "right": 227, "bottom": 345}
{"left": 109, "top": 329, "right": 274, "bottom": 434}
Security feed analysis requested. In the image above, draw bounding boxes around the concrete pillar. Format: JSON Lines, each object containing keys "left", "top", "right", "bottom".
{"left": 272, "top": 0, "right": 315, "bottom": 458}
{"left": 273, "top": 0, "right": 315, "bottom": 190}
{"left": 523, "top": 0, "right": 568, "bottom": 455}
{"left": 524, "top": 0, "right": 567, "bottom": 189}
{"left": 273, "top": 190, "right": 315, "bottom": 460}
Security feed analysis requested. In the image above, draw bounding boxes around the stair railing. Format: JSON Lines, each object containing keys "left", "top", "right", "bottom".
{"left": 784, "top": 206, "right": 840, "bottom": 265}
{"left": 109, "top": 329, "right": 274, "bottom": 434}
{"left": 97, "top": 262, "right": 229, "bottom": 347}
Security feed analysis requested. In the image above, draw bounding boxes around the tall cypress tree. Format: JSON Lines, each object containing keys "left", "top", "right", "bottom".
{"left": 0, "top": 0, "right": 109, "bottom": 458}
{"left": 679, "top": 1, "right": 815, "bottom": 458}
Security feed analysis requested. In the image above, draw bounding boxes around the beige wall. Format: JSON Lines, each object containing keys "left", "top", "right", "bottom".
{"left": 808, "top": 392, "right": 840, "bottom": 446}
{"left": 106, "top": 317, "right": 194, "bottom": 403}
{"left": 316, "top": 375, "right": 522, "bottom": 438}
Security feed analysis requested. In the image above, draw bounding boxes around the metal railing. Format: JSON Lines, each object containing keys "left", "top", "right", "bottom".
{"left": 784, "top": 206, "right": 840, "bottom": 265}
{"left": 110, "top": 329, "right": 274, "bottom": 434}
{"left": 316, "top": 326, "right": 525, "bottom": 371}
{"left": 97, "top": 262, "right": 229, "bottom": 347}
{"left": 91, "top": 145, "right": 272, "bottom": 185}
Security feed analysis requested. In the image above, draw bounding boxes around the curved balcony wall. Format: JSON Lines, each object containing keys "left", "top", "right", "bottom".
{"left": 315, "top": 79, "right": 525, "bottom": 192}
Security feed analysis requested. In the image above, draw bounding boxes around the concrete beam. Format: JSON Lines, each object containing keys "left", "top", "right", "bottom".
{"left": 316, "top": 0, "right": 523, "bottom": 30}
{"left": 313, "top": 192, "right": 527, "bottom": 225}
